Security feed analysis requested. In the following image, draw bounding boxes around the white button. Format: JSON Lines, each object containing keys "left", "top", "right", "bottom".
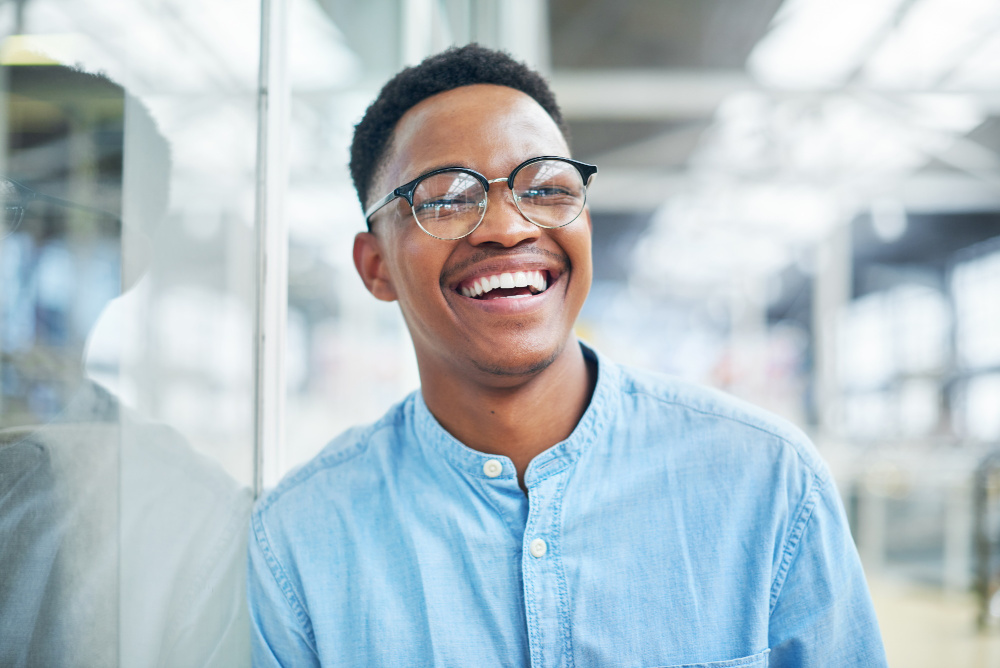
{"left": 483, "top": 459, "right": 503, "bottom": 478}
{"left": 529, "top": 538, "right": 547, "bottom": 558}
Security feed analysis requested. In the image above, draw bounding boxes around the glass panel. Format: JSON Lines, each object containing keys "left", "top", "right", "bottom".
{"left": 284, "top": 0, "right": 418, "bottom": 471}
{"left": 0, "top": 1, "right": 258, "bottom": 664}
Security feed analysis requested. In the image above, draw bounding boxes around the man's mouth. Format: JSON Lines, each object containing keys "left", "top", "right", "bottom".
{"left": 457, "top": 270, "right": 549, "bottom": 300}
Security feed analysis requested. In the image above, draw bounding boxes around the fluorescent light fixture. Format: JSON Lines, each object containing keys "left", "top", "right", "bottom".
{"left": 898, "top": 94, "right": 985, "bottom": 133}
{"left": 694, "top": 93, "right": 931, "bottom": 182}
{"left": 863, "top": 0, "right": 1000, "bottom": 89}
{"left": 948, "top": 31, "right": 1000, "bottom": 90}
{"left": 748, "top": 0, "right": 907, "bottom": 89}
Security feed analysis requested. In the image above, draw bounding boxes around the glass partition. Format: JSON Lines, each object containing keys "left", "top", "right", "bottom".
{"left": 0, "top": 1, "right": 259, "bottom": 664}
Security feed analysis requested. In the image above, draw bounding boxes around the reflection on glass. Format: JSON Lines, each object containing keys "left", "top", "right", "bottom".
{"left": 0, "top": 50, "right": 252, "bottom": 668}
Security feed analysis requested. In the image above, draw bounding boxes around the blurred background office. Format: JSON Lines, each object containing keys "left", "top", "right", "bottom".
{"left": 1, "top": 0, "right": 999, "bottom": 665}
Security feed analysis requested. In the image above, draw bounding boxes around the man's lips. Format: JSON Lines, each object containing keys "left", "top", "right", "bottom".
{"left": 441, "top": 248, "right": 569, "bottom": 302}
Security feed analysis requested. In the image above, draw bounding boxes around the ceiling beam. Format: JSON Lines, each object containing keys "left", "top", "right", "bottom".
{"left": 551, "top": 69, "right": 755, "bottom": 120}
{"left": 551, "top": 69, "right": 1000, "bottom": 120}
{"left": 587, "top": 167, "right": 1000, "bottom": 215}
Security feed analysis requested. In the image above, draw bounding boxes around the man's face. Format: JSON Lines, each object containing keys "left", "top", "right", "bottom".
{"left": 356, "top": 84, "right": 592, "bottom": 387}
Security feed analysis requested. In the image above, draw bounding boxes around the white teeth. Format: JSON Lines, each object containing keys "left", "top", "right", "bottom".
{"left": 461, "top": 270, "right": 549, "bottom": 298}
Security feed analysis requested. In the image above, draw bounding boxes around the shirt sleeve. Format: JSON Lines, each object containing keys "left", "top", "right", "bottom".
{"left": 767, "top": 469, "right": 889, "bottom": 667}
{"left": 247, "top": 510, "right": 321, "bottom": 668}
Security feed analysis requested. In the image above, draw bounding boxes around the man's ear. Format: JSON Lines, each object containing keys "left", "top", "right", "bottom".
{"left": 353, "top": 231, "right": 398, "bottom": 302}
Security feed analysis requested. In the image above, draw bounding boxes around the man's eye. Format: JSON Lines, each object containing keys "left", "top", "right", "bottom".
{"left": 414, "top": 198, "right": 478, "bottom": 215}
{"left": 518, "top": 186, "right": 579, "bottom": 204}
{"left": 524, "top": 186, "right": 568, "bottom": 197}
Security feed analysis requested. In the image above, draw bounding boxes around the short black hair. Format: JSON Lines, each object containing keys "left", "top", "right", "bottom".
{"left": 349, "top": 43, "right": 568, "bottom": 211}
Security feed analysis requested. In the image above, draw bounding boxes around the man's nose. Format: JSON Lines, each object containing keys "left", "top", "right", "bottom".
{"left": 465, "top": 182, "right": 540, "bottom": 248}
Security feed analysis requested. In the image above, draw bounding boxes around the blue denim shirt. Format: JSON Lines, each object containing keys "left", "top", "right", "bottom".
{"left": 248, "top": 346, "right": 886, "bottom": 667}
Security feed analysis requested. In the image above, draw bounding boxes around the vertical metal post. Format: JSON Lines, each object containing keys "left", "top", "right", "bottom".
{"left": 0, "top": 67, "right": 8, "bottom": 418}
{"left": 974, "top": 453, "right": 999, "bottom": 630}
{"left": 944, "top": 479, "right": 973, "bottom": 592}
{"left": 253, "top": 0, "right": 289, "bottom": 497}
{"left": 856, "top": 478, "right": 887, "bottom": 576}
{"left": 813, "top": 220, "right": 852, "bottom": 433}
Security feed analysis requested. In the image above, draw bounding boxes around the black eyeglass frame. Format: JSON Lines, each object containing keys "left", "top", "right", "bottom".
{"left": 363, "top": 155, "right": 598, "bottom": 239}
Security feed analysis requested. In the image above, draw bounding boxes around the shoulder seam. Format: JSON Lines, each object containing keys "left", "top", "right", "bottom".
{"left": 625, "top": 387, "right": 822, "bottom": 476}
{"left": 251, "top": 509, "right": 317, "bottom": 648}
{"left": 768, "top": 470, "right": 820, "bottom": 614}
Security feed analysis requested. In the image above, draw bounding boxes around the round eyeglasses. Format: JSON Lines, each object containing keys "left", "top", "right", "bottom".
{"left": 364, "top": 156, "right": 598, "bottom": 240}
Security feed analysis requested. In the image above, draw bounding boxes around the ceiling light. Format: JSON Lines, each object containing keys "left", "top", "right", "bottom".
{"left": 863, "top": 0, "right": 1000, "bottom": 89}
{"left": 748, "top": 0, "right": 907, "bottom": 89}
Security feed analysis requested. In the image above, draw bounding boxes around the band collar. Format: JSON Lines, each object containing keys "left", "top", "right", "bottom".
{"left": 412, "top": 342, "right": 617, "bottom": 486}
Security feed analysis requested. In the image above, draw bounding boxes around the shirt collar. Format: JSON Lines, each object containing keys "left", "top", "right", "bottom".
{"left": 412, "top": 342, "right": 617, "bottom": 486}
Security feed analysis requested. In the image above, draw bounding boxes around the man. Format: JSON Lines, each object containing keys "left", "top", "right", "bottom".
{"left": 248, "top": 44, "right": 887, "bottom": 667}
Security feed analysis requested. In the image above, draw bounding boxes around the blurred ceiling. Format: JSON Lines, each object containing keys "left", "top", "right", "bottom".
{"left": 550, "top": 0, "right": 783, "bottom": 69}
{"left": 544, "top": 0, "right": 1000, "bottom": 285}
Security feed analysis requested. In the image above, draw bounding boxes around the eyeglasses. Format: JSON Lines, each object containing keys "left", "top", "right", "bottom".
{"left": 2, "top": 176, "right": 119, "bottom": 238}
{"left": 364, "top": 156, "right": 597, "bottom": 240}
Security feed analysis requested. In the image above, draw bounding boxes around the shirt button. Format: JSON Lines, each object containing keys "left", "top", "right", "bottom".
{"left": 529, "top": 538, "right": 547, "bottom": 558}
{"left": 483, "top": 459, "right": 503, "bottom": 478}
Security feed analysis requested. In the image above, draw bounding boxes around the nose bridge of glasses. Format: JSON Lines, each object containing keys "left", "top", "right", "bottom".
{"left": 470, "top": 174, "right": 539, "bottom": 241}
{"left": 482, "top": 176, "right": 525, "bottom": 216}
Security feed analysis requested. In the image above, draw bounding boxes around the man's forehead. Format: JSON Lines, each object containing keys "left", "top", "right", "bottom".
{"left": 398, "top": 84, "right": 541, "bottom": 127}
{"left": 377, "top": 85, "right": 567, "bottom": 186}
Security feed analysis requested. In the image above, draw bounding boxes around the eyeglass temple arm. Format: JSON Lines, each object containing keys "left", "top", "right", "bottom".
{"left": 32, "top": 191, "right": 121, "bottom": 222}
{"left": 3, "top": 177, "right": 120, "bottom": 223}
{"left": 363, "top": 190, "right": 401, "bottom": 228}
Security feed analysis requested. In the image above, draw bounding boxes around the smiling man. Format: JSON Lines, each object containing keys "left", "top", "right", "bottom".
{"left": 247, "top": 45, "right": 887, "bottom": 668}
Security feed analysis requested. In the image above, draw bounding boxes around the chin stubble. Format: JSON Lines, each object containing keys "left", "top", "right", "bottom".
{"left": 470, "top": 343, "right": 563, "bottom": 377}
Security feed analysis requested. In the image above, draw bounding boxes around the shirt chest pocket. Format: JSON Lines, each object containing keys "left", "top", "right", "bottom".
{"left": 649, "top": 648, "right": 769, "bottom": 668}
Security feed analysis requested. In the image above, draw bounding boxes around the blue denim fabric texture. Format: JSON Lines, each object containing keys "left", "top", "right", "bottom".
{"left": 248, "top": 345, "right": 887, "bottom": 667}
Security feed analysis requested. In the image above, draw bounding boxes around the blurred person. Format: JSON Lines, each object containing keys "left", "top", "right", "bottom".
{"left": 0, "top": 66, "right": 251, "bottom": 667}
{"left": 248, "top": 44, "right": 887, "bottom": 667}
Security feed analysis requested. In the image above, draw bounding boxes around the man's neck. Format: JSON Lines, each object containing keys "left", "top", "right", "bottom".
{"left": 419, "top": 339, "right": 597, "bottom": 490}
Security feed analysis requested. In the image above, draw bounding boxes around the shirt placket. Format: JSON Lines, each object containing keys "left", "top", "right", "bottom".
{"left": 522, "top": 460, "right": 574, "bottom": 668}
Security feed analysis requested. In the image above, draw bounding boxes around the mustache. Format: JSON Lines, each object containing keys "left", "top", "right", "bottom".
{"left": 440, "top": 245, "right": 570, "bottom": 285}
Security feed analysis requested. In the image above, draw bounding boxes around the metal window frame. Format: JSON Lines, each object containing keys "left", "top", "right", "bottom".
{"left": 253, "top": 0, "right": 289, "bottom": 497}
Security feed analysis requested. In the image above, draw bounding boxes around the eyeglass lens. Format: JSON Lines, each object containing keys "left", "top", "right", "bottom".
{"left": 410, "top": 159, "right": 587, "bottom": 240}
{"left": 511, "top": 160, "right": 587, "bottom": 229}
{"left": 412, "top": 171, "right": 486, "bottom": 240}
{"left": 1, "top": 179, "right": 27, "bottom": 231}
